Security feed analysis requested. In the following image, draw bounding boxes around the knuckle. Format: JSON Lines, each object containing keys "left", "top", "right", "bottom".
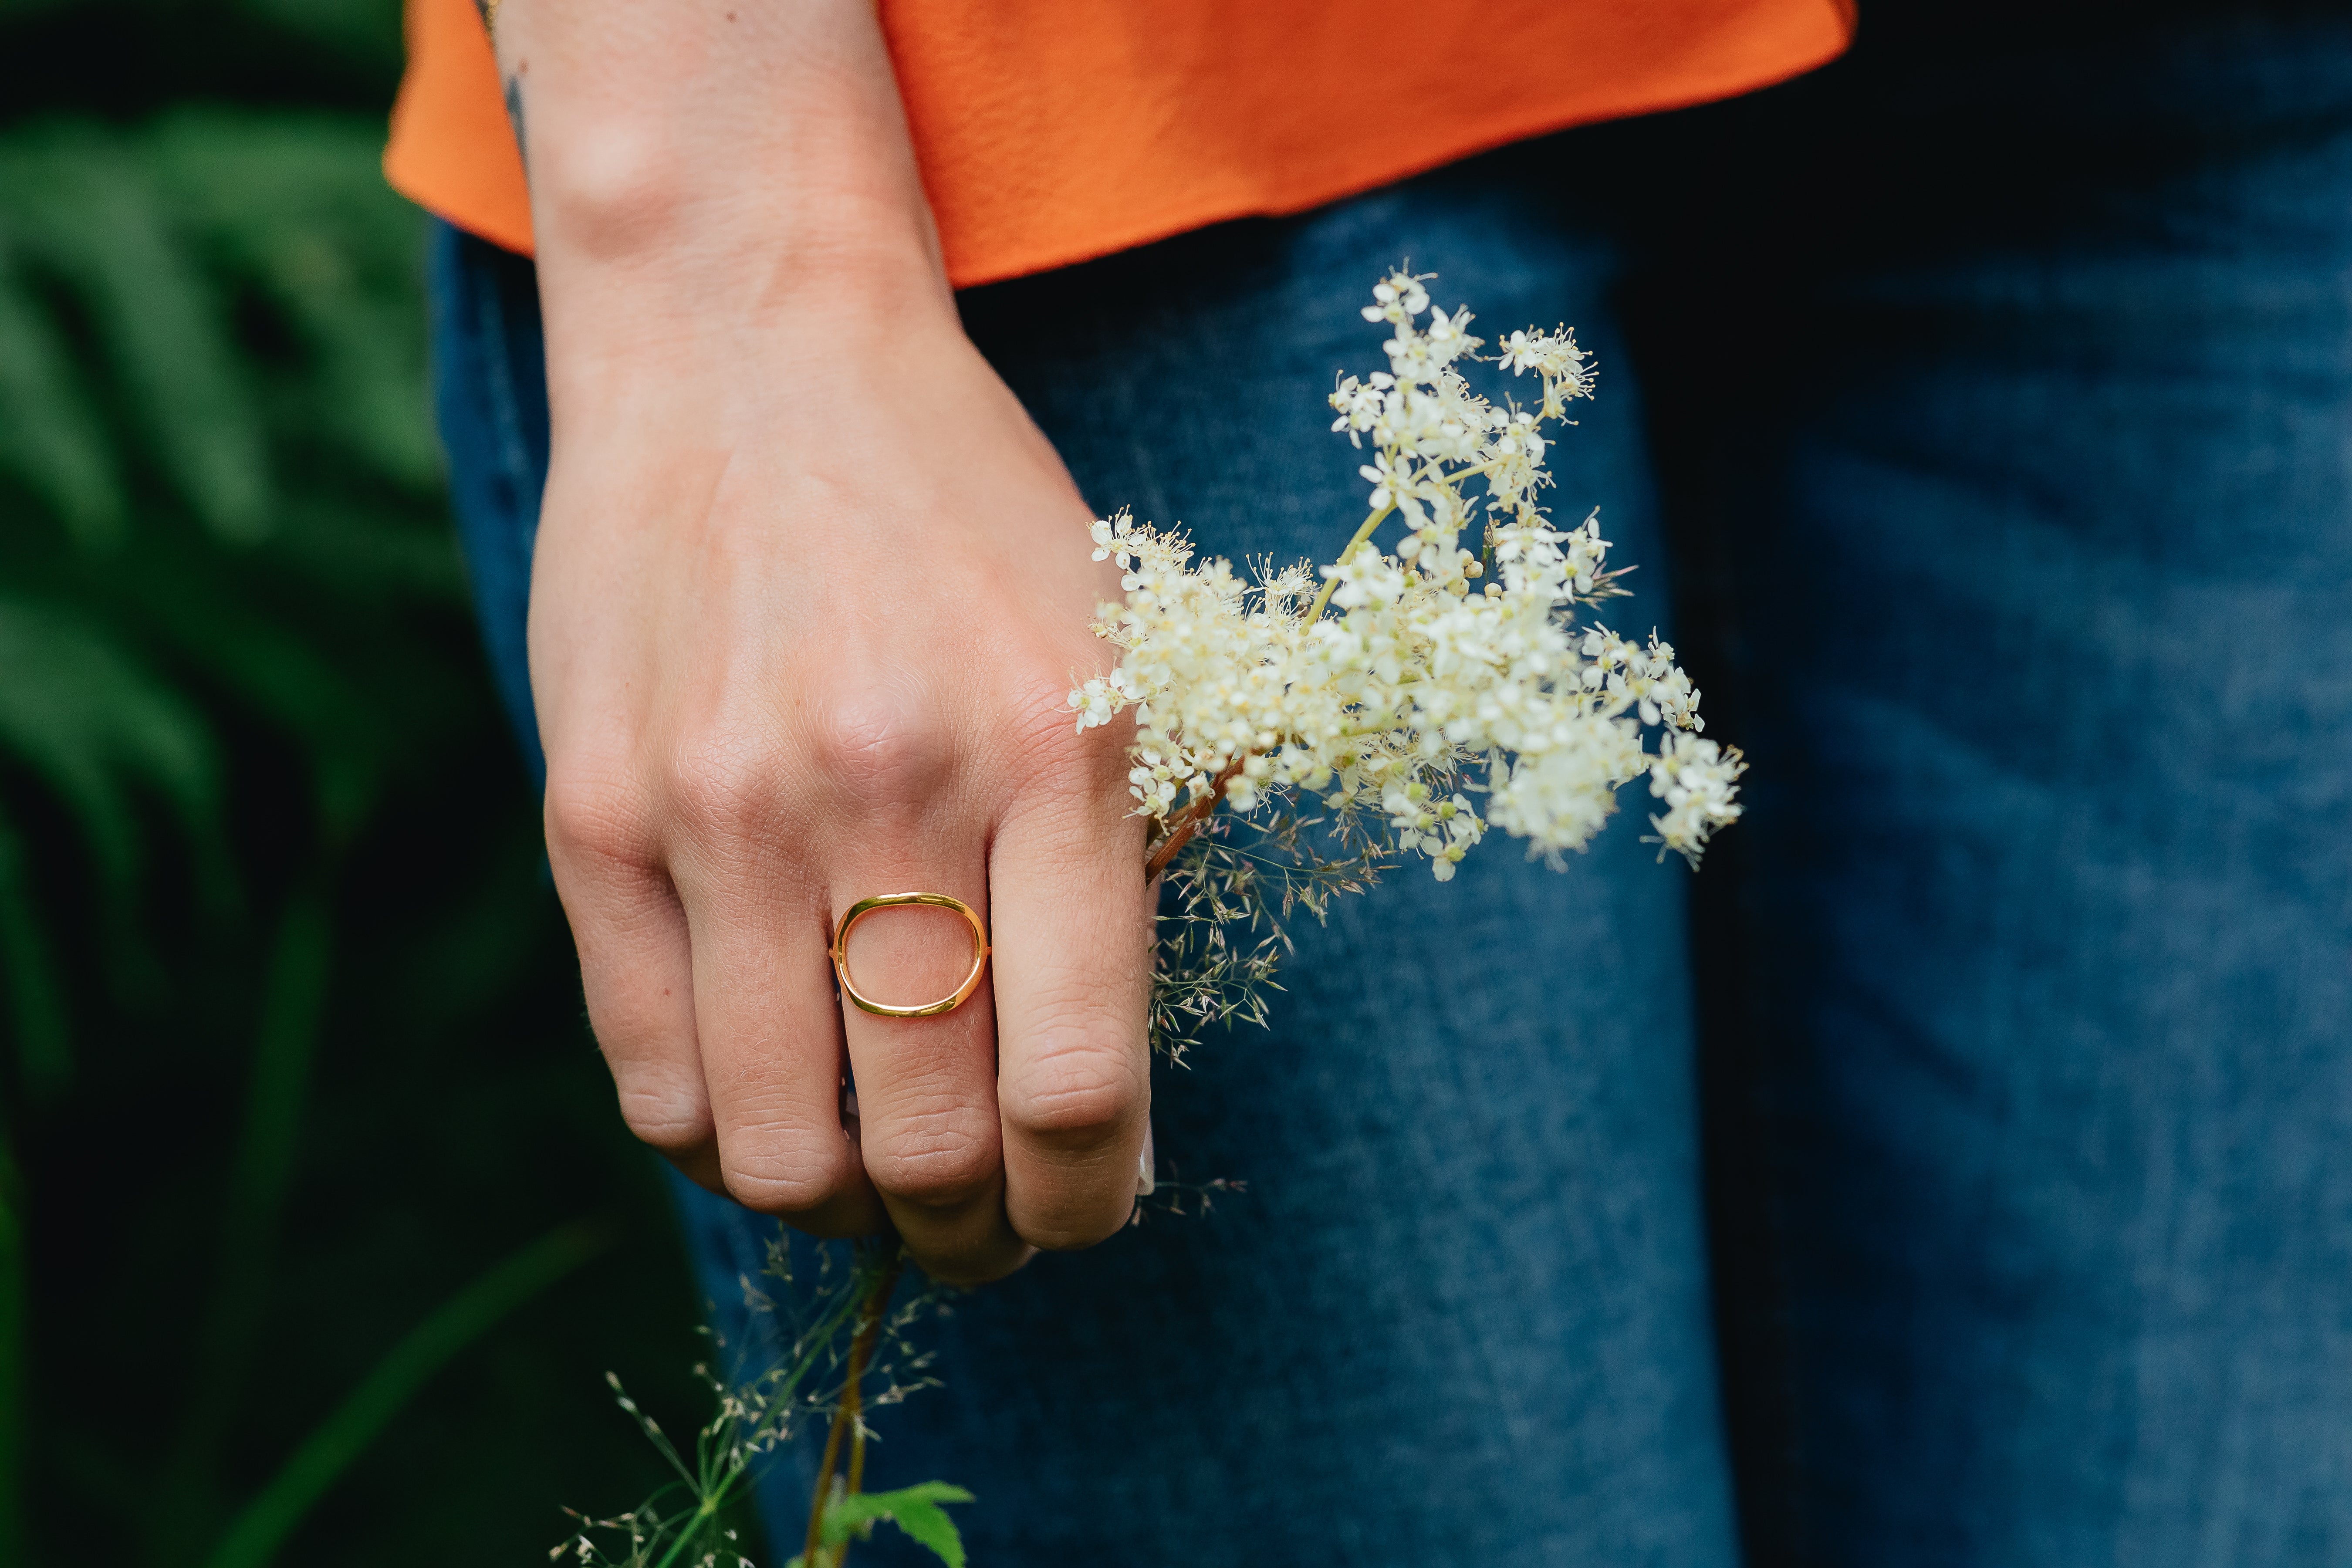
{"left": 662, "top": 733, "right": 784, "bottom": 840}
{"left": 1006, "top": 674, "right": 1093, "bottom": 759}
{"left": 863, "top": 1110, "right": 998, "bottom": 1208}
{"left": 718, "top": 1130, "right": 855, "bottom": 1217}
{"left": 802, "top": 688, "right": 951, "bottom": 801}
{"left": 1008, "top": 671, "right": 1084, "bottom": 742}
{"left": 544, "top": 765, "right": 652, "bottom": 867}
{"left": 1002, "top": 1031, "right": 1146, "bottom": 1146}
{"left": 1001, "top": 672, "right": 1130, "bottom": 795}
{"left": 611, "top": 1077, "right": 712, "bottom": 1156}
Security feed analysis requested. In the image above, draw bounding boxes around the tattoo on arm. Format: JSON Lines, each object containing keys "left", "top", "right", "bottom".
{"left": 473, "top": 0, "right": 524, "bottom": 172}
{"left": 504, "top": 74, "right": 527, "bottom": 171}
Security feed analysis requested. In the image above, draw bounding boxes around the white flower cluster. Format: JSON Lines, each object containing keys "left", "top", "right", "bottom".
{"left": 1069, "top": 271, "right": 1744, "bottom": 875}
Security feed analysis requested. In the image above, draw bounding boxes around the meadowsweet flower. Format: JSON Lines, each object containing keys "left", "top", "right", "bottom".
{"left": 1646, "top": 731, "right": 1746, "bottom": 865}
{"left": 1074, "top": 270, "right": 1744, "bottom": 879}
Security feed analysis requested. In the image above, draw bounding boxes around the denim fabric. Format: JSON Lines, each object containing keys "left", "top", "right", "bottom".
{"left": 428, "top": 224, "right": 548, "bottom": 789}
{"left": 428, "top": 10, "right": 2352, "bottom": 1564}
{"left": 1622, "top": 14, "right": 2352, "bottom": 1564}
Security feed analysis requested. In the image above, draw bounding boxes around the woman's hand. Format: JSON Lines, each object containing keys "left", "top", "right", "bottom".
{"left": 500, "top": 0, "right": 1152, "bottom": 1284}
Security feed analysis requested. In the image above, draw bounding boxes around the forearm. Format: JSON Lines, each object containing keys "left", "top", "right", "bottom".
{"left": 490, "top": 0, "right": 953, "bottom": 404}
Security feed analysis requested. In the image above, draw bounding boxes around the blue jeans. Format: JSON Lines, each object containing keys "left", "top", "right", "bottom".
{"left": 430, "top": 10, "right": 2352, "bottom": 1563}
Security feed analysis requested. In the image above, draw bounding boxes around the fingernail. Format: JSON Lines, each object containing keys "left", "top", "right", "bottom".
{"left": 1135, "top": 1123, "right": 1156, "bottom": 1196}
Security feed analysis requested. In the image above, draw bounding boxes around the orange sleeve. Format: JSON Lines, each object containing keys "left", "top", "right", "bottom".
{"left": 384, "top": 0, "right": 532, "bottom": 256}
{"left": 383, "top": 0, "right": 1851, "bottom": 289}
{"left": 886, "top": 0, "right": 1852, "bottom": 286}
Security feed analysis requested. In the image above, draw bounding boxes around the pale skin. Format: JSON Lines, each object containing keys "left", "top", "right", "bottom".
{"left": 494, "top": 0, "right": 1154, "bottom": 1285}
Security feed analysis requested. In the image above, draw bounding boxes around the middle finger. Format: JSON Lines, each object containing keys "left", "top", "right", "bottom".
{"left": 831, "top": 836, "right": 1028, "bottom": 1283}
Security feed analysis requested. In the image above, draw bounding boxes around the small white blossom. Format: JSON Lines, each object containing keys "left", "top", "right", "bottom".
{"left": 1647, "top": 732, "right": 1746, "bottom": 866}
{"left": 1072, "top": 270, "right": 1742, "bottom": 876}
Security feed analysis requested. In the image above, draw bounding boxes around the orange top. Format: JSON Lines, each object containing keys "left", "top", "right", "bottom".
{"left": 385, "top": 0, "right": 1851, "bottom": 289}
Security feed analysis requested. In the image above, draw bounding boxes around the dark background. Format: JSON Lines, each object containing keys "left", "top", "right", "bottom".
{"left": 0, "top": 1, "right": 720, "bottom": 1562}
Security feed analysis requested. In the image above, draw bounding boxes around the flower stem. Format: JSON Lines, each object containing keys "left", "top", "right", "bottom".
{"left": 801, "top": 1247, "right": 904, "bottom": 1568}
{"left": 1303, "top": 503, "right": 1394, "bottom": 625}
{"left": 1142, "top": 759, "right": 1245, "bottom": 882}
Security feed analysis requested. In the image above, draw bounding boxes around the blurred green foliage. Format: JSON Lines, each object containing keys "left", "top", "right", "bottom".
{"left": 0, "top": 1, "right": 714, "bottom": 1563}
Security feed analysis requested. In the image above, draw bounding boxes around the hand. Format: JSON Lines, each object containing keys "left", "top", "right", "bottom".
{"left": 529, "top": 291, "right": 1151, "bottom": 1284}
{"left": 502, "top": 0, "right": 1152, "bottom": 1286}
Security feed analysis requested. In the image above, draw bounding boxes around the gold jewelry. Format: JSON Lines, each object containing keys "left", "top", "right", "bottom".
{"left": 830, "top": 892, "right": 991, "bottom": 1018}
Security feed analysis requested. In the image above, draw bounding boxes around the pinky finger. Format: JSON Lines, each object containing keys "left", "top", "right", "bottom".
{"left": 547, "top": 790, "right": 721, "bottom": 1188}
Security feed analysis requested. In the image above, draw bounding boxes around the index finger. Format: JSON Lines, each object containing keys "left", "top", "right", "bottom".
{"left": 988, "top": 787, "right": 1154, "bottom": 1249}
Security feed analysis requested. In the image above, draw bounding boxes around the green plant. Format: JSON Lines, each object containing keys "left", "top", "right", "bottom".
{"left": 568, "top": 1241, "right": 966, "bottom": 1568}
{"left": 0, "top": 88, "right": 711, "bottom": 1568}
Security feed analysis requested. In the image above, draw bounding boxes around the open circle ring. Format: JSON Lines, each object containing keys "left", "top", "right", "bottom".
{"left": 830, "top": 892, "right": 991, "bottom": 1019}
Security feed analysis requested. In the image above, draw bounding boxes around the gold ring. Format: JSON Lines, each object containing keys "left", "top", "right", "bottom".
{"left": 830, "top": 892, "right": 991, "bottom": 1019}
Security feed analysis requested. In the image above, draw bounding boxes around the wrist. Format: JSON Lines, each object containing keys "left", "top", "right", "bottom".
{"left": 524, "top": 107, "right": 963, "bottom": 409}
{"left": 497, "top": 0, "right": 950, "bottom": 327}
{"left": 536, "top": 278, "right": 985, "bottom": 453}
{"left": 527, "top": 113, "right": 946, "bottom": 300}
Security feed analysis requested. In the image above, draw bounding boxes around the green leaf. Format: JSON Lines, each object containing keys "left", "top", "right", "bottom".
{"left": 116, "top": 569, "right": 391, "bottom": 838}
{"left": 157, "top": 872, "right": 338, "bottom": 1537}
{"left": 822, "top": 1483, "right": 974, "bottom": 1568}
{"left": 0, "top": 595, "right": 221, "bottom": 900}
{"left": 148, "top": 112, "right": 439, "bottom": 493}
{"left": 197, "top": 1220, "right": 615, "bottom": 1568}
{"left": 0, "top": 127, "right": 274, "bottom": 542}
{"left": 0, "top": 250, "right": 125, "bottom": 550}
